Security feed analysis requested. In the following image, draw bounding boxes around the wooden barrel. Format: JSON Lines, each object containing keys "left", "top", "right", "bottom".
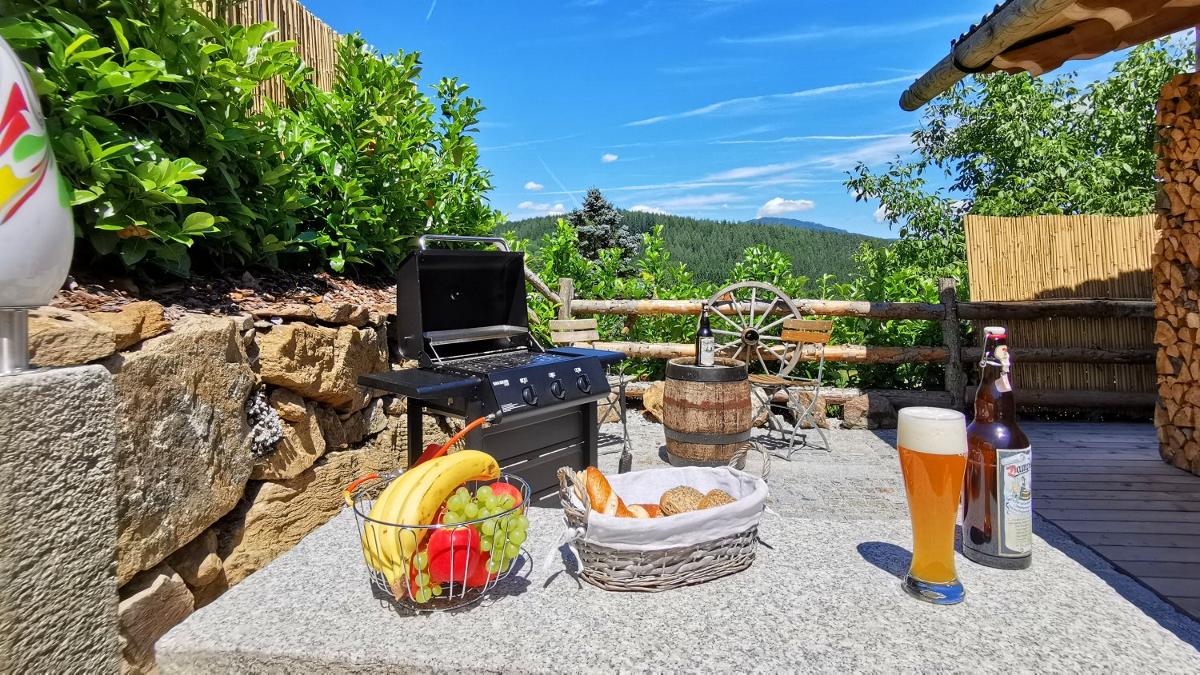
{"left": 663, "top": 357, "right": 751, "bottom": 465}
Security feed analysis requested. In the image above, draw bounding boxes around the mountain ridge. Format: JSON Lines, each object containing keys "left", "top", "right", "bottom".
{"left": 500, "top": 211, "right": 884, "bottom": 285}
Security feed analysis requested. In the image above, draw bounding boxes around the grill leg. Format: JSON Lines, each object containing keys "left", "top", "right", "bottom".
{"left": 585, "top": 402, "right": 599, "bottom": 468}
{"left": 407, "top": 400, "right": 424, "bottom": 467}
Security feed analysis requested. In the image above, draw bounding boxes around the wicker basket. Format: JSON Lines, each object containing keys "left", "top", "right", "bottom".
{"left": 555, "top": 443, "right": 768, "bottom": 592}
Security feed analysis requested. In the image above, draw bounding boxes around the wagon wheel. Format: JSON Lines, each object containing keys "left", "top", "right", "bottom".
{"left": 705, "top": 281, "right": 803, "bottom": 378}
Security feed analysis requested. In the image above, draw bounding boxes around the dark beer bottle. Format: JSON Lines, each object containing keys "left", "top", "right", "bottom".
{"left": 695, "top": 303, "right": 715, "bottom": 367}
{"left": 963, "top": 326, "right": 1032, "bottom": 570}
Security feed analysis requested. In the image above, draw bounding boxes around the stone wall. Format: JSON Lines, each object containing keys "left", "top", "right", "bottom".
{"left": 28, "top": 299, "right": 452, "bottom": 672}
{"left": 1155, "top": 75, "right": 1200, "bottom": 476}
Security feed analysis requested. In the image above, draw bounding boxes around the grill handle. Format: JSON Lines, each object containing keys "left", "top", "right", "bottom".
{"left": 417, "top": 234, "right": 510, "bottom": 252}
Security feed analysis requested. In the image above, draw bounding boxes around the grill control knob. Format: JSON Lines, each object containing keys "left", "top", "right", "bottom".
{"left": 576, "top": 375, "right": 591, "bottom": 393}
{"left": 521, "top": 385, "right": 538, "bottom": 406}
{"left": 550, "top": 379, "right": 566, "bottom": 399}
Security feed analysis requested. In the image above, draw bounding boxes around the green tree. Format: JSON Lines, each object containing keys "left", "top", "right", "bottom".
{"left": 566, "top": 188, "right": 639, "bottom": 264}
{"left": 847, "top": 38, "right": 1193, "bottom": 264}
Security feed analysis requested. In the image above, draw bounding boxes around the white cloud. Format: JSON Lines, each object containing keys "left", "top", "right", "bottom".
{"left": 517, "top": 200, "right": 568, "bottom": 216}
{"left": 757, "top": 197, "right": 815, "bottom": 218}
{"left": 717, "top": 133, "right": 910, "bottom": 145}
{"left": 809, "top": 135, "right": 914, "bottom": 169}
{"left": 523, "top": 181, "right": 545, "bottom": 192}
{"left": 601, "top": 153, "right": 619, "bottom": 163}
{"left": 719, "top": 14, "right": 978, "bottom": 45}
{"left": 874, "top": 205, "right": 890, "bottom": 223}
{"left": 626, "top": 75, "right": 914, "bottom": 126}
{"left": 630, "top": 205, "right": 670, "bottom": 215}
{"left": 704, "top": 162, "right": 804, "bottom": 181}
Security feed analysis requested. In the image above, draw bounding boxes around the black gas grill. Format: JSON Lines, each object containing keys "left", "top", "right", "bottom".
{"left": 359, "top": 235, "right": 623, "bottom": 506}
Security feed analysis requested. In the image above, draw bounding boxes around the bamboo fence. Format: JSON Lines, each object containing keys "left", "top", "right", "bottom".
{"left": 196, "top": 0, "right": 339, "bottom": 103}
{"left": 965, "top": 214, "right": 1158, "bottom": 395}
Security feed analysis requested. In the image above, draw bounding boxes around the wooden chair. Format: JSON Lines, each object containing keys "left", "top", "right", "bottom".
{"left": 549, "top": 318, "right": 633, "bottom": 472}
{"left": 748, "top": 318, "right": 833, "bottom": 458}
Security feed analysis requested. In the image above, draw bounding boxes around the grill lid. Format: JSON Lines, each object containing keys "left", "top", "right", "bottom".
{"left": 396, "top": 245, "right": 530, "bottom": 363}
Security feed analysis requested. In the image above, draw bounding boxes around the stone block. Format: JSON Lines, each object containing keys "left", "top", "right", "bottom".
{"left": 166, "top": 529, "right": 221, "bottom": 589}
{"left": 89, "top": 301, "right": 171, "bottom": 350}
{"left": 28, "top": 305, "right": 117, "bottom": 366}
{"left": 842, "top": 394, "right": 898, "bottom": 430}
{"left": 0, "top": 365, "right": 118, "bottom": 672}
{"left": 107, "top": 315, "right": 257, "bottom": 585}
{"left": 119, "top": 563, "right": 193, "bottom": 674}
{"left": 257, "top": 323, "right": 385, "bottom": 411}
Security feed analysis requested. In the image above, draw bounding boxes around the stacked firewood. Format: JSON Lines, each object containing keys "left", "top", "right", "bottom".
{"left": 1154, "top": 74, "right": 1200, "bottom": 476}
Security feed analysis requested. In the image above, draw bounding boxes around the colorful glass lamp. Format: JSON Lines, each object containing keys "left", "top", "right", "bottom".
{"left": 0, "top": 37, "right": 74, "bottom": 374}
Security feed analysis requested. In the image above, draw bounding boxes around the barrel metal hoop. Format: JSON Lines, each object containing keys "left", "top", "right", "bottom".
{"left": 665, "top": 357, "right": 748, "bottom": 383}
{"left": 663, "top": 427, "right": 753, "bottom": 445}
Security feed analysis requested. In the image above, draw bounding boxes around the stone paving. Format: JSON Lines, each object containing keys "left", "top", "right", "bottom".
{"left": 602, "top": 414, "right": 910, "bottom": 521}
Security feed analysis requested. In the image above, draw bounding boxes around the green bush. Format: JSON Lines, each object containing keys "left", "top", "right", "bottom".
{"left": 274, "top": 35, "right": 500, "bottom": 272}
{"left": 2, "top": 0, "right": 305, "bottom": 274}
{"left": 1, "top": 0, "right": 500, "bottom": 275}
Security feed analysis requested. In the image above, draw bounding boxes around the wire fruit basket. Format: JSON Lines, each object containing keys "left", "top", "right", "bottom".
{"left": 345, "top": 471, "right": 531, "bottom": 612}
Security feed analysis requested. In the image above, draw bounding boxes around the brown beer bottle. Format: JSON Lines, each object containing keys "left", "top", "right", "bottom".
{"left": 962, "top": 326, "right": 1032, "bottom": 569}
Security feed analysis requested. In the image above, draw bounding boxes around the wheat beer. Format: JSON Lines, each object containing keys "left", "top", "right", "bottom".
{"left": 897, "top": 406, "right": 967, "bottom": 604}
{"left": 963, "top": 326, "right": 1033, "bottom": 569}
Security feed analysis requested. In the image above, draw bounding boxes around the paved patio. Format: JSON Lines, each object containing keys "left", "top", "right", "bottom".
{"left": 157, "top": 417, "right": 1200, "bottom": 672}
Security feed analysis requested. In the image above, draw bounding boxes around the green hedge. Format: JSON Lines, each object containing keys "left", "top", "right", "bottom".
{"left": 1, "top": 0, "right": 500, "bottom": 275}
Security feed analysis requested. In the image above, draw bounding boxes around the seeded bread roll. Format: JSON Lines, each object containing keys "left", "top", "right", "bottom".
{"left": 659, "top": 486, "right": 704, "bottom": 516}
{"left": 696, "top": 489, "right": 736, "bottom": 509}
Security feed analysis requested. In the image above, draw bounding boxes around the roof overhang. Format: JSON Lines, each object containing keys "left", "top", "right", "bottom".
{"left": 900, "top": 0, "right": 1200, "bottom": 111}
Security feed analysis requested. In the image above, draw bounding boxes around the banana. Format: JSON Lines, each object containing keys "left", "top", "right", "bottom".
{"left": 387, "top": 450, "right": 500, "bottom": 561}
{"left": 361, "top": 459, "right": 442, "bottom": 585}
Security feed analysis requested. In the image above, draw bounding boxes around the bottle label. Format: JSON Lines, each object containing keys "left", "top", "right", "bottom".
{"left": 997, "top": 446, "right": 1032, "bottom": 555}
{"left": 699, "top": 336, "right": 715, "bottom": 366}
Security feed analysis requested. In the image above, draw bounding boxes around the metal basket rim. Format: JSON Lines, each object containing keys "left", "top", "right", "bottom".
{"left": 348, "top": 471, "right": 531, "bottom": 529}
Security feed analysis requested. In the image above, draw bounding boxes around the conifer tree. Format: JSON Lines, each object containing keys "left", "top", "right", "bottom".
{"left": 566, "top": 188, "right": 639, "bottom": 262}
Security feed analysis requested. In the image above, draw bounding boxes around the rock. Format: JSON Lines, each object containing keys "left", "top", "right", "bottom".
{"left": 842, "top": 394, "right": 898, "bottom": 430}
{"left": 257, "top": 323, "right": 385, "bottom": 411}
{"left": 313, "top": 301, "right": 369, "bottom": 327}
{"left": 268, "top": 388, "right": 307, "bottom": 423}
{"left": 316, "top": 407, "right": 366, "bottom": 450}
{"left": 383, "top": 395, "right": 405, "bottom": 416}
{"left": 107, "top": 315, "right": 257, "bottom": 586}
{"left": 88, "top": 301, "right": 171, "bottom": 350}
{"left": 118, "top": 564, "right": 194, "bottom": 674}
{"left": 792, "top": 391, "right": 829, "bottom": 429}
{"left": 28, "top": 306, "right": 118, "bottom": 366}
{"left": 166, "top": 530, "right": 221, "bottom": 589}
{"left": 217, "top": 442, "right": 406, "bottom": 587}
{"left": 365, "top": 397, "right": 389, "bottom": 435}
{"left": 251, "top": 303, "right": 316, "bottom": 321}
{"left": 642, "top": 381, "right": 665, "bottom": 423}
{"left": 190, "top": 573, "right": 229, "bottom": 611}
{"left": 252, "top": 400, "right": 326, "bottom": 480}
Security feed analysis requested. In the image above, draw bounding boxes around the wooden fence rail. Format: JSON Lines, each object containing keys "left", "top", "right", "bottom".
{"left": 533, "top": 273, "right": 1157, "bottom": 410}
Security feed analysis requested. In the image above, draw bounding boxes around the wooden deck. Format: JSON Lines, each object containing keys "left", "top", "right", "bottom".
{"left": 1026, "top": 422, "right": 1200, "bottom": 621}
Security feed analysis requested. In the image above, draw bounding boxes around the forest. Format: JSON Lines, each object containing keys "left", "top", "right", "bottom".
{"left": 501, "top": 210, "right": 883, "bottom": 285}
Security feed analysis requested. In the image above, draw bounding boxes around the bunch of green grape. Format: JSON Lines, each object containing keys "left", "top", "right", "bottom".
{"left": 443, "top": 485, "right": 530, "bottom": 574}
{"left": 408, "top": 551, "right": 442, "bottom": 603}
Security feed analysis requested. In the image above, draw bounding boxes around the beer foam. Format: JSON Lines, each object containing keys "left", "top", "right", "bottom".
{"left": 897, "top": 406, "right": 966, "bottom": 455}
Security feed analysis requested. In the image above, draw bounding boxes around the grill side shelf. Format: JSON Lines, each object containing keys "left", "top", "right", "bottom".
{"left": 358, "top": 369, "right": 480, "bottom": 399}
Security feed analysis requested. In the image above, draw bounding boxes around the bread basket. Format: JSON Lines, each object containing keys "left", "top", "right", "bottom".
{"left": 554, "top": 443, "right": 768, "bottom": 592}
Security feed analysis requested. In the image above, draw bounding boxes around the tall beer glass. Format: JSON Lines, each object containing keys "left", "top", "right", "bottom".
{"left": 897, "top": 406, "right": 967, "bottom": 604}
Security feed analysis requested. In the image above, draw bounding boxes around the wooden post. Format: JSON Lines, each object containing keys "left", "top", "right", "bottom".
{"left": 557, "top": 277, "right": 574, "bottom": 320}
{"left": 940, "top": 278, "right": 966, "bottom": 411}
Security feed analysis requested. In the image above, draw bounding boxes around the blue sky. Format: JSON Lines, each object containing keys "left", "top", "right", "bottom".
{"left": 304, "top": 0, "right": 1128, "bottom": 238}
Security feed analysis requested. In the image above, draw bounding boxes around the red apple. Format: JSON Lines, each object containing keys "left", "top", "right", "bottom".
{"left": 465, "top": 553, "right": 498, "bottom": 588}
{"left": 427, "top": 526, "right": 481, "bottom": 584}
{"left": 488, "top": 481, "right": 523, "bottom": 509}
